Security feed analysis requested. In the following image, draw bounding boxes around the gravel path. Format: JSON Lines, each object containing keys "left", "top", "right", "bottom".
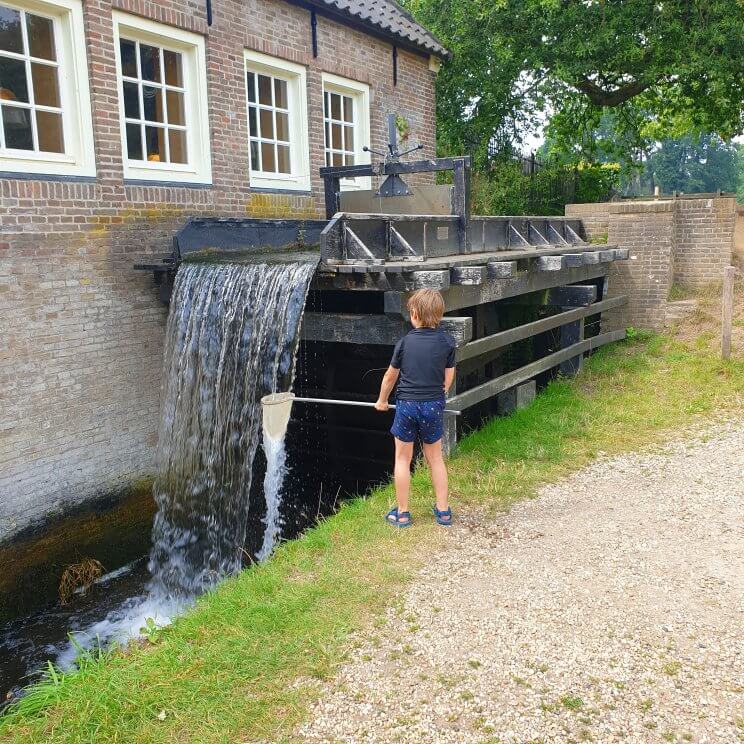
{"left": 295, "top": 420, "right": 744, "bottom": 744}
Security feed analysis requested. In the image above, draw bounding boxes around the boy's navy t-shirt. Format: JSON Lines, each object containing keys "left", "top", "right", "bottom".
{"left": 390, "top": 327, "right": 456, "bottom": 401}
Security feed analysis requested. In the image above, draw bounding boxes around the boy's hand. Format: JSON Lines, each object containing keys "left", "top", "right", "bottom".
{"left": 374, "top": 399, "right": 389, "bottom": 412}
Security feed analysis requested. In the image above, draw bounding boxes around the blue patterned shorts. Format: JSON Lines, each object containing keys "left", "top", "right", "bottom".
{"left": 390, "top": 398, "right": 446, "bottom": 444}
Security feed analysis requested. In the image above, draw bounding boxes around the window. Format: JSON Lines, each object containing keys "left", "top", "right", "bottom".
{"left": 245, "top": 49, "right": 309, "bottom": 192}
{"left": 0, "top": 0, "right": 94, "bottom": 176}
{"left": 322, "top": 73, "right": 370, "bottom": 191}
{"left": 113, "top": 12, "right": 211, "bottom": 184}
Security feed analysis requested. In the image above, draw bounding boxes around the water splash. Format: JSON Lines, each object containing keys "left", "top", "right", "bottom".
{"left": 149, "top": 259, "right": 316, "bottom": 596}
{"left": 256, "top": 434, "right": 287, "bottom": 561}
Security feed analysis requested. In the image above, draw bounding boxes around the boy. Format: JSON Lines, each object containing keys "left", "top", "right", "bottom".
{"left": 374, "top": 289, "right": 456, "bottom": 527}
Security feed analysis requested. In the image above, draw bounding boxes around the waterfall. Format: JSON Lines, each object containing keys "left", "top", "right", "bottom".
{"left": 149, "top": 258, "right": 316, "bottom": 597}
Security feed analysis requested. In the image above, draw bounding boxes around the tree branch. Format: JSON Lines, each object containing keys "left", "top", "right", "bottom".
{"left": 574, "top": 76, "right": 654, "bottom": 107}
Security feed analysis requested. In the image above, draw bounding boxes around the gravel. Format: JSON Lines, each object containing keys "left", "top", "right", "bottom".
{"left": 295, "top": 420, "right": 744, "bottom": 743}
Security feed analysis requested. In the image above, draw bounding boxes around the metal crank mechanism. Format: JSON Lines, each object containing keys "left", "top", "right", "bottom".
{"left": 363, "top": 114, "right": 424, "bottom": 198}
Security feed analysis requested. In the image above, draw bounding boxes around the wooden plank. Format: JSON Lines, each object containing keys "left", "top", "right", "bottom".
{"left": 456, "top": 295, "right": 627, "bottom": 362}
{"left": 722, "top": 265, "right": 735, "bottom": 359}
{"left": 448, "top": 329, "right": 626, "bottom": 411}
{"left": 301, "top": 312, "right": 473, "bottom": 346}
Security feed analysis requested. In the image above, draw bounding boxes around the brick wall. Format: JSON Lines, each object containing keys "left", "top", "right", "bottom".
{"left": 673, "top": 196, "right": 737, "bottom": 289}
{"left": 566, "top": 196, "right": 736, "bottom": 330}
{"left": 563, "top": 202, "right": 610, "bottom": 243}
{"left": 0, "top": 0, "right": 438, "bottom": 544}
{"left": 732, "top": 205, "right": 743, "bottom": 264}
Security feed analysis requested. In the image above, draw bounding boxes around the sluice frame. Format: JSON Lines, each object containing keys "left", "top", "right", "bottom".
{"left": 135, "top": 152, "right": 628, "bottom": 464}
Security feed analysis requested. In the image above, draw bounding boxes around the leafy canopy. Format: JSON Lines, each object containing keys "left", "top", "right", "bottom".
{"left": 407, "top": 0, "right": 744, "bottom": 161}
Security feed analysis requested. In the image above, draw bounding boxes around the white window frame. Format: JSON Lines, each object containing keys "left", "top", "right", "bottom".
{"left": 321, "top": 72, "right": 371, "bottom": 191}
{"left": 0, "top": 0, "right": 95, "bottom": 177}
{"left": 112, "top": 11, "right": 211, "bottom": 184}
{"left": 244, "top": 49, "right": 310, "bottom": 192}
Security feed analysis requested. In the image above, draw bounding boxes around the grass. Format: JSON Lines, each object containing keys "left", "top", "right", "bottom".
{"left": 2, "top": 331, "right": 743, "bottom": 744}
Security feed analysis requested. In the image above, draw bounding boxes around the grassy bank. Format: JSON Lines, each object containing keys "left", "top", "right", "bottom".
{"left": 2, "top": 331, "right": 743, "bottom": 744}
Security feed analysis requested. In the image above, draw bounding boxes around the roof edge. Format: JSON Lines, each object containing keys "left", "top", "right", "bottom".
{"left": 288, "top": 0, "right": 452, "bottom": 60}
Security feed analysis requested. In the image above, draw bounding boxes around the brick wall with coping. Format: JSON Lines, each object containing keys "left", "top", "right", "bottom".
{"left": 0, "top": 0, "right": 437, "bottom": 544}
{"left": 566, "top": 196, "right": 736, "bottom": 331}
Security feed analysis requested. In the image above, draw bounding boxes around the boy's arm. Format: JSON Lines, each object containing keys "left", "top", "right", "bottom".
{"left": 444, "top": 366, "right": 455, "bottom": 395}
{"left": 375, "top": 366, "right": 400, "bottom": 411}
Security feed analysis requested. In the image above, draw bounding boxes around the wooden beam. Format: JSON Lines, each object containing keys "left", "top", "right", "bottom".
{"left": 536, "top": 255, "right": 564, "bottom": 271}
{"left": 487, "top": 260, "right": 516, "bottom": 279}
{"left": 410, "top": 269, "right": 451, "bottom": 290}
{"left": 451, "top": 266, "right": 486, "bottom": 285}
{"left": 385, "top": 264, "right": 608, "bottom": 314}
{"left": 301, "top": 312, "right": 473, "bottom": 346}
{"left": 448, "top": 329, "right": 626, "bottom": 411}
{"left": 547, "top": 285, "right": 597, "bottom": 307}
{"left": 456, "top": 295, "right": 627, "bottom": 362}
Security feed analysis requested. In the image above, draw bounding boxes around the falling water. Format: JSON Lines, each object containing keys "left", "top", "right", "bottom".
{"left": 149, "top": 258, "right": 316, "bottom": 596}
{"left": 256, "top": 435, "right": 287, "bottom": 561}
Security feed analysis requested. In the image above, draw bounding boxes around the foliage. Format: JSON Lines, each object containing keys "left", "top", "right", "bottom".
{"left": 405, "top": 0, "right": 744, "bottom": 160}
{"left": 646, "top": 135, "right": 739, "bottom": 195}
{"left": 471, "top": 159, "right": 619, "bottom": 216}
{"left": 3, "top": 327, "right": 743, "bottom": 743}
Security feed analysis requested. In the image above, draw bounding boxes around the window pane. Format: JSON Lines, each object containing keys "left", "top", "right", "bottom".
{"left": 247, "top": 106, "right": 257, "bottom": 137}
{"left": 342, "top": 95, "right": 353, "bottom": 122}
{"left": 259, "top": 107, "right": 273, "bottom": 140}
{"left": 36, "top": 109, "right": 63, "bottom": 152}
{"left": 249, "top": 139, "right": 259, "bottom": 170}
{"left": 145, "top": 125, "right": 165, "bottom": 161}
{"left": 168, "top": 128, "right": 186, "bottom": 163}
{"left": 275, "top": 111, "right": 288, "bottom": 142}
{"left": 126, "top": 122, "right": 142, "bottom": 160}
{"left": 2, "top": 105, "right": 33, "bottom": 149}
{"left": 26, "top": 13, "right": 55, "bottom": 61}
{"left": 344, "top": 125, "right": 354, "bottom": 151}
{"left": 274, "top": 78, "right": 287, "bottom": 109}
{"left": 120, "top": 39, "right": 137, "bottom": 77}
{"left": 277, "top": 144, "right": 290, "bottom": 174}
{"left": 32, "top": 63, "right": 59, "bottom": 107}
{"left": 257, "top": 74, "right": 271, "bottom": 106}
{"left": 325, "top": 150, "right": 330, "bottom": 167}
{"left": 260, "top": 141, "right": 275, "bottom": 172}
{"left": 346, "top": 153, "right": 355, "bottom": 166}
{"left": 330, "top": 123, "right": 341, "bottom": 149}
{"left": 123, "top": 81, "right": 140, "bottom": 118}
{"left": 142, "top": 85, "right": 163, "bottom": 122}
{"left": 139, "top": 44, "right": 161, "bottom": 82}
{"left": 0, "top": 57, "right": 29, "bottom": 103}
{"left": 163, "top": 50, "right": 182, "bottom": 86}
{"left": 332, "top": 151, "right": 343, "bottom": 167}
{"left": 324, "top": 121, "right": 329, "bottom": 149}
{"left": 246, "top": 72, "right": 255, "bottom": 103}
{"left": 330, "top": 93, "right": 341, "bottom": 120}
{"left": 0, "top": 6, "right": 22, "bottom": 54}
{"left": 166, "top": 90, "right": 184, "bottom": 125}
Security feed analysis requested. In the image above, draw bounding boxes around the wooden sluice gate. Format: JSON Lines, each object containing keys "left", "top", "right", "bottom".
{"left": 135, "top": 133, "right": 628, "bottom": 485}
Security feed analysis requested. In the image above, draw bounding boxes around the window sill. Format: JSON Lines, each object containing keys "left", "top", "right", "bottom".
{"left": 0, "top": 171, "right": 97, "bottom": 183}
{"left": 123, "top": 178, "right": 214, "bottom": 189}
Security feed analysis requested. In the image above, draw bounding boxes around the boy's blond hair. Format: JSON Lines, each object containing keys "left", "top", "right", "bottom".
{"left": 407, "top": 289, "right": 445, "bottom": 328}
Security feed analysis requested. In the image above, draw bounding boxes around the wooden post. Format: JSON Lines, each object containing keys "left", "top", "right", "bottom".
{"left": 722, "top": 265, "right": 735, "bottom": 360}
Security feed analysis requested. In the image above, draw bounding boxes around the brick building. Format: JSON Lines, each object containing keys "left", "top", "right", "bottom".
{"left": 0, "top": 0, "right": 447, "bottom": 549}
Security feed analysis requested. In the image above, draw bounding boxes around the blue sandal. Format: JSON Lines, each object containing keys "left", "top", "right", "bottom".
{"left": 386, "top": 508, "right": 412, "bottom": 528}
{"left": 433, "top": 506, "right": 452, "bottom": 526}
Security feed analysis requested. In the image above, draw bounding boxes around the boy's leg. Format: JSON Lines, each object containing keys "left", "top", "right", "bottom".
{"left": 393, "top": 437, "right": 415, "bottom": 520}
{"left": 422, "top": 439, "right": 449, "bottom": 514}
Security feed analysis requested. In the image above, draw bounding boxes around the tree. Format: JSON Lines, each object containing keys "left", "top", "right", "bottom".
{"left": 646, "top": 135, "right": 739, "bottom": 195}
{"left": 406, "top": 0, "right": 744, "bottom": 162}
